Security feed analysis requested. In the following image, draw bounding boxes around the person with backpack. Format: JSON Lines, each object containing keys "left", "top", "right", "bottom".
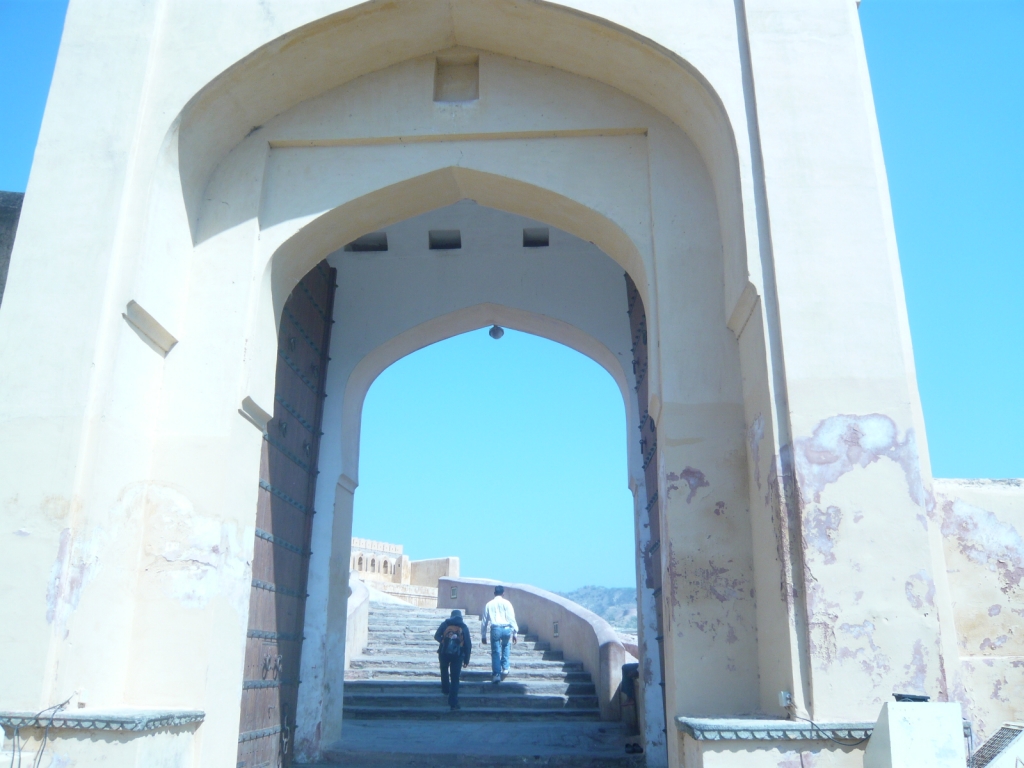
{"left": 434, "top": 609, "right": 472, "bottom": 711}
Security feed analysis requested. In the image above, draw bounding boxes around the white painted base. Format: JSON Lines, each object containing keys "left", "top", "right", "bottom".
{"left": 864, "top": 702, "right": 965, "bottom": 768}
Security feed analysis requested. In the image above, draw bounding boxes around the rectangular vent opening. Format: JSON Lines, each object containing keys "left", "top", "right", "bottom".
{"left": 434, "top": 54, "right": 480, "bottom": 103}
{"left": 344, "top": 232, "right": 388, "bottom": 252}
{"left": 429, "top": 229, "right": 462, "bottom": 250}
{"left": 523, "top": 227, "right": 549, "bottom": 248}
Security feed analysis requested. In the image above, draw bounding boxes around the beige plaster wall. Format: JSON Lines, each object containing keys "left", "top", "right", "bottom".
{"left": 0, "top": 727, "right": 197, "bottom": 768}
{"left": 680, "top": 736, "right": 863, "bottom": 768}
{"left": 410, "top": 557, "right": 459, "bottom": 588}
{"left": 935, "top": 478, "right": 1024, "bottom": 743}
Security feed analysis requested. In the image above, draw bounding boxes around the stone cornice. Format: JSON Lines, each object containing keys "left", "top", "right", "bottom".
{"left": 0, "top": 709, "right": 204, "bottom": 732}
{"left": 676, "top": 715, "right": 972, "bottom": 742}
{"left": 676, "top": 716, "right": 872, "bottom": 742}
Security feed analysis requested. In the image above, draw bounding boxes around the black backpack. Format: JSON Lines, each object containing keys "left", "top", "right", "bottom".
{"left": 442, "top": 624, "right": 463, "bottom": 658}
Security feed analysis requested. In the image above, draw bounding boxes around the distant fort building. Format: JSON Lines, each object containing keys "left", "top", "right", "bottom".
{"left": 350, "top": 537, "right": 458, "bottom": 607}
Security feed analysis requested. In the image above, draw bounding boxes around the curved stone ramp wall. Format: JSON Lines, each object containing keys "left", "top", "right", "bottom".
{"left": 345, "top": 574, "right": 370, "bottom": 669}
{"left": 438, "top": 576, "right": 625, "bottom": 721}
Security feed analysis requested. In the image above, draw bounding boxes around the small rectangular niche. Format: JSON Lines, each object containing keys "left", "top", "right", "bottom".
{"left": 434, "top": 54, "right": 479, "bottom": 103}
{"left": 344, "top": 232, "right": 388, "bottom": 252}
{"left": 523, "top": 227, "right": 549, "bottom": 248}
{"left": 429, "top": 229, "right": 462, "bottom": 250}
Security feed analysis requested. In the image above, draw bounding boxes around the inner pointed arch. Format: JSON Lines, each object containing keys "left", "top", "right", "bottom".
{"left": 339, "top": 302, "right": 636, "bottom": 487}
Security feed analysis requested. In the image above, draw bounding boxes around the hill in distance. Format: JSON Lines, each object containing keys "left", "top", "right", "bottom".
{"left": 557, "top": 586, "right": 637, "bottom": 631}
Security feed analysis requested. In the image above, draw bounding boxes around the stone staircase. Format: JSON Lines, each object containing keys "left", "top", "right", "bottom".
{"left": 318, "top": 596, "right": 642, "bottom": 766}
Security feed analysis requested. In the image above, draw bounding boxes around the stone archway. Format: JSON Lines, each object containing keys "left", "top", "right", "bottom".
{"left": 172, "top": 23, "right": 772, "bottom": 764}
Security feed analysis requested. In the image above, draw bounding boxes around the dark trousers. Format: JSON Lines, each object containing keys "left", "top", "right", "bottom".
{"left": 439, "top": 655, "right": 462, "bottom": 707}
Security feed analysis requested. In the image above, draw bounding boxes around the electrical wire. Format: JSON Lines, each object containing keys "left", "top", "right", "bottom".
{"left": 786, "top": 710, "right": 870, "bottom": 748}
{"left": 6, "top": 696, "right": 72, "bottom": 768}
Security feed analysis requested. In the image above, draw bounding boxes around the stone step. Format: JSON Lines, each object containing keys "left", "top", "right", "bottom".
{"left": 366, "top": 614, "right": 454, "bottom": 619}
{"left": 364, "top": 639, "right": 551, "bottom": 652}
{"left": 367, "top": 615, "right": 478, "bottom": 620}
{"left": 311, "top": 756, "right": 637, "bottom": 768}
{"left": 317, "top": 720, "right": 641, "bottom": 768}
{"left": 344, "top": 680, "right": 597, "bottom": 696}
{"left": 360, "top": 651, "right": 565, "bottom": 663}
{"left": 360, "top": 638, "right": 536, "bottom": 651}
{"left": 349, "top": 656, "right": 581, "bottom": 671}
{"left": 366, "top": 622, "right": 486, "bottom": 632}
{"left": 342, "top": 706, "right": 603, "bottom": 722}
{"left": 345, "top": 668, "right": 593, "bottom": 683}
{"left": 345, "top": 692, "right": 600, "bottom": 710}
{"left": 367, "top": 612, "right": 481, "bottom": 619}
{"left": 336, "top": 600, "right": 631, "bottom": 764}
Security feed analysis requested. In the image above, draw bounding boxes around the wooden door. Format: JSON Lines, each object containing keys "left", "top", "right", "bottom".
{"left": 626, "top": 274, "right": 667, "bottom": 719}
{"left": 237, "top": 262, "right": 337, "bottom": 768}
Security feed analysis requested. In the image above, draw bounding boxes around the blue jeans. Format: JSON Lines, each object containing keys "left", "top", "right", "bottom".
{"left": 490, "top": 625, "right": 514, "bottom": 678}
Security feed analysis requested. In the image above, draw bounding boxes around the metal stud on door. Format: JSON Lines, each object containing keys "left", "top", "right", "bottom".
{"left": 236, "top": 263, "right": 337, "bottom": 768}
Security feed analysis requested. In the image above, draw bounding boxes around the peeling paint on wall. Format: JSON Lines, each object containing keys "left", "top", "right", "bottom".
{"left": 141, "top": 484, "right": 250, "bottom": 614}
{"left": 45, "top": 528, "right": 73, "bottom": 624}
{"left": 45, "top": 516, "right": 105, "bottom": 636}
{"left": 905, "top": 570, "right": 936, "bottom": 612}
{"left": 687, "top": 560, "right": 745, "bottom": 605}
{"left": 940, "top": 498, "right": 1024, "bottom": 595}
{"left": 776, "top": 752, "right": 824, "bottom": 768}
{"left": 666, "top": 539, "right": 682, "bottom": 617}
{"left": 766, "top": 447, "right": 802, "bottom": 605}
{"left": 901, "top": 639, "right": 927, "bottom": 693}
{"left": 665, "top": 467, "right": 709, "bottom": 503}
{"left": 748, "top": 413, "right": 764, "bottom": 490}
{"left": 835, "top": 620, "right": 890, "bottom": 687}
{"left": 804, "top": 505, "right": 842, "bottom": 565}
{"left": 794, "top": 414, "right": 930, "bottom": 517}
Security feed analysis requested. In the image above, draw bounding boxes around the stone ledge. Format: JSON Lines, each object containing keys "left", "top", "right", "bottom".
{"left": 677, "top": 716, "right": 873, "bottom": 742}
{"left": 676, "top": 715, "right": 972, "bottom": 743}
{"left": 0, "top": 709, "right": 204, "bottom": 732}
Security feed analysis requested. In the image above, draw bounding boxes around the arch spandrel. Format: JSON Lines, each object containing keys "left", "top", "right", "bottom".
{"left": 178, "top": 0, "right": 751, "bottom": 314}
{"left": 264, "top": 167, "right": 651, "bottom": 323}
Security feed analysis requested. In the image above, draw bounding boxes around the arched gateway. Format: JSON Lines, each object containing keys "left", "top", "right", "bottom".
{"left": 1, "top": 2, "right": 1021, "bottom": 768}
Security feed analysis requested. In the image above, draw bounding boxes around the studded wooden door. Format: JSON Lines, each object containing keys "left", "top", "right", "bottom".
{"left": 626, "top": 273, "right": 667, "bottom": 720}
{"left": 237, "top": 262, "right": 336, "bottom": 768}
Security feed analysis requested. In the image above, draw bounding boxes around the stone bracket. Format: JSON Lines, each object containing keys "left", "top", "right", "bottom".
{"left": 123, "top": 300, "right": 178, "bottom": 356}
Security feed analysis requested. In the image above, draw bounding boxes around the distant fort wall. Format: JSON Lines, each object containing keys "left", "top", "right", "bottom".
{"left": 350, "top": 537, "right": 459, "bottom": 607}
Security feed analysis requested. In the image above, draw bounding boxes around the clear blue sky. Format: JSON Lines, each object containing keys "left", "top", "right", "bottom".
{"left": 1, "top": 1, "right": 1020, "bottom": 591}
